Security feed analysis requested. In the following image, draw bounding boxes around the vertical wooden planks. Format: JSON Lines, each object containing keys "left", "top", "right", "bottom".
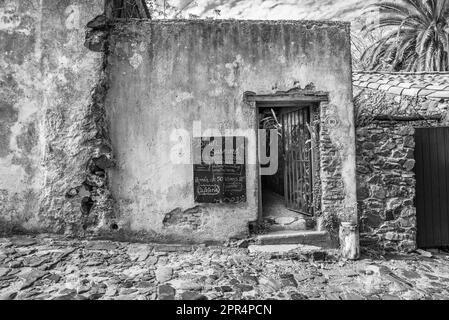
{"left": 442, "top": 128, "right": 449, "bottom": 245}
{"left": 280, "top": 107, "right": 313, "bottom": 216}
{"left": 415, "top": 127, "right": 449, "bottom": 248}
{"left": 282, "top": 113, "right": 288, "bottom": 207}
{"left": 437, "top": 128, "right": 448, "bottom": 246}
{"left": 293, "top": 110, "right": 299, "bottom": 208}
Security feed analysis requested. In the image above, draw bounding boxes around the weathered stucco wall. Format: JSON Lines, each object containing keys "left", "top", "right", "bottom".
{"left": 0, "top": 0, "right": 106, "bottom": 235}
{"left": 355, "top": 88, "right": 449, "bottom": 252}
{"left": 106, "top": 19, "right": 356, "bottom": 243}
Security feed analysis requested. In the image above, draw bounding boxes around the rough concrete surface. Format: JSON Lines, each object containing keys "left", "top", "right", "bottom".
{"left": 1, "top": 235, "right": 449, "bottom": 300}
{"left": 0, "top": 0, "right": 108, "bottom": 236}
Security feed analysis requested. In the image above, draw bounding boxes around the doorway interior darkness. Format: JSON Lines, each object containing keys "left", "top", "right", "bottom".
{"left": 258, "top": 105, "right": 315, "bottom": 231}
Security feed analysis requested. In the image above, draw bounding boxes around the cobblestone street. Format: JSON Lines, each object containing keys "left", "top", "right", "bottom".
{"left": 0, "top": 235, "right": 449, "bottom": 300}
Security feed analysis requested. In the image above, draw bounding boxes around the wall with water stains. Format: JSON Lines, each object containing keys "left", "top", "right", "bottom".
{"left": 0, "top": 0, "right": 105, "bottom": 235}
{"left": 106, "top": 20, "right": 357, "bottom": 243}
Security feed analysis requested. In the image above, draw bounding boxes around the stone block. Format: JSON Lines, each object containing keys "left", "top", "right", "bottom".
{"left": 404, "top": 136, "right": 415, "bottom": 148}
{"left": 371, "top": 186, "right": 387, "bottom": 200}
{"left": 403, "top": 159, "right": 415, "bottom": 171}
{"left": 400, "top": 207, "right": 416, "bottom": 218}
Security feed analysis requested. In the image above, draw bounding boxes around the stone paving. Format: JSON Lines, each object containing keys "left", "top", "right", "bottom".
{"left": 1, "top": 235, "right": 449, "bottom": 300}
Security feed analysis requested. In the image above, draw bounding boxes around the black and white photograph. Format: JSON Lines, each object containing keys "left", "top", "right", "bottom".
{"left": 1, "top": 0, "right": 449, "bottom": 310}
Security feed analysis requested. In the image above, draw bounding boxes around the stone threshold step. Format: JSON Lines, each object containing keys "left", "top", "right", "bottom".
{"left": 263, "top": 216, "right": 310, "bottom": 232}
{"left": 256, "top": 230, "right": 333, "bottom": 248}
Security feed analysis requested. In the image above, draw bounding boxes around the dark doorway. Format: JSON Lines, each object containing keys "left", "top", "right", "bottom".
{"left": 415, "top": 127, "right": 449, "bottom": 249}
{"left": 259, "top": 106, "right": 314, "bottom": 230}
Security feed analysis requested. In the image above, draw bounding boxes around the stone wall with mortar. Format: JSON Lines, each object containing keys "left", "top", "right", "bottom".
{"left": 0, "top": 0, "right": 112, "bottom": 236}
{"left": 355, "top": 88, "right": 449, "bottom": 252}
{"left": 106, "top": 19, "right": 357, "bottom": 243}
{"left": 357, "top": 122, "right": 418, "bottom": 252}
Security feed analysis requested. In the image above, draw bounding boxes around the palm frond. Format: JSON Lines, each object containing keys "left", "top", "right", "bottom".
{"left": 361, "top": 0, "right": 449, "bottom": 71}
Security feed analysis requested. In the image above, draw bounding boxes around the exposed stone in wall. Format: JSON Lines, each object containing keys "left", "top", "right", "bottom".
{"left": 319, "top": 102, "right": 351, "bottom": 243}
{"left": 163, "top": 206, "right": 209, "bottom": 231}
{"left": 37, "top": 1, "right": 117, "bottom": 237}
{"left": 310, "top": 103, "right": 322, "bottom": 221}
{"left": 64, "top": 55, "right": 116, "bottom": 235}
{"left": 355, "top": 87, "right": 449, "bottom": 252}
{"left": 357, "top": 122, "right": 418, "bottom": 252}
{"left": 355, "top": 88, "right": 449, "bottom": 126}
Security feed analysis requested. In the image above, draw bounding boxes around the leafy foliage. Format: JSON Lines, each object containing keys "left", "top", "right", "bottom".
{"left": 361, "top": 0, "right": 449, "bottom": 71}
{"left": 260, "top": 109, "right": 282, "bottom": 135}
{"left": 146, "top": 0, "right": 200, "bottom": 19}
{"left": 110, "top": 0, "right": 151, "bottom": 18}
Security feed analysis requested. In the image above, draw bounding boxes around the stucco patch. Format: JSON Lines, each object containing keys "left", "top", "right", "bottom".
{"left": 162, "top": 206, "right": 208, "bottom": 231}
{"left": 175, "top": 92, "right": 194, "bottom": 103}
{"left": 0, "top": 101, "right": 19, "bottom": 157}
{"left": 129, "top": 52, "right": 143, "bottom": 69}
{"left": 0, "top": 30, "right": 35, "bottom": 65}
{"left": 65, "top": 5, "right": 81, "bottom": 30}
{"left": 16, "top": 121, "right": 38, "bottom": 154}
{"left": 224, "top": 54, "right": 244, "bottom": 88}
{"left": 0, "top": 2, "right": 21, "bottom": 32}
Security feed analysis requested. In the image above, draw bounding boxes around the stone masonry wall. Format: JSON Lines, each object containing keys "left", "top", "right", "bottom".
{"left": 357, "top": 122, "right": 417, "bottom": 252}
{"left": 355, "top": 88, "right": 449, "bottom": 252}
{"left": 319, "top": 102, "right": 353, "bottom": 242}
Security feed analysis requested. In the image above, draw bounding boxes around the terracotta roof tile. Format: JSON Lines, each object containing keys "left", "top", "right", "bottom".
{"left": 417, "top": 89, "right": 436, "bottom": 97}
{"left": 367, "top": 83, "right": 381, "bottom": 90}
{"left": 353, "top": 71, "right": 449, "bottom": 101}
{"left": 425, "top": 85, "right": 449, "bottom": 90}
{"left": 398, "top": 83, "right": 413, "bottom": 89}
{"left": 427, "top": 91, "right": 449, "bottom": 100}
{"left": 378, "top": 84, "right": 393, "bottom": 91}
{"left": 377, "top": 79, "right": 390, "bottom": 85}
{"left": 359, "top": 81, "right": 369, "bottom": 87}
{"left": 402, "top": 88, "right": 421, "bottom": 97}
{"left": 387, "top": 80, "right": 402, "bottom": 86}
{"left": 388, "top": 86, "right": 404, "bottom": 95}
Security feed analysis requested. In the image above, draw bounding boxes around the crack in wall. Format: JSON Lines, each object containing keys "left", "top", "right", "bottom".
{"left": 77, "top": 15, "right": 116, "bottom": 234}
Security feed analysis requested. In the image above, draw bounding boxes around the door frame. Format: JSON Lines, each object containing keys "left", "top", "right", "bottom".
{"left": 247, "top": 90, "right": 328, "bottom": 222}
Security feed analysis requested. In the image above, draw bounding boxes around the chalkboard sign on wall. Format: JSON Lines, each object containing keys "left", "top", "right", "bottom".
{"left": 193, "top": 137, "right": 246, "bottom": 204}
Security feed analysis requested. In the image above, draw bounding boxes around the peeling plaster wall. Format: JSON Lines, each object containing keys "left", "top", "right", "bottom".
{"left": 106, "top": 20, "right": 356, "bottom": 243}
{"left": 0, "top": 0, "right": 105, "bottom": 235}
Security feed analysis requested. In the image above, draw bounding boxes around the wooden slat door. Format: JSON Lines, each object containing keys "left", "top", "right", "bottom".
{"left": 281, "top": 107, "right": 314, "bottom": 216}
{"left": 415, "top": 128, "right": 449, "bottom": 248}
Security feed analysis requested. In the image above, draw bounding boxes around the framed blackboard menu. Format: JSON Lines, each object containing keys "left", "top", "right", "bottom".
{"left": 193, "top": 137, "right": 246, "bottom": 204}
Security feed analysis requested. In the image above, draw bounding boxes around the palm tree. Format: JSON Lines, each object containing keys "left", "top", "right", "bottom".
{"left": 361, "top": 0, "right": 449, "bottom": 71}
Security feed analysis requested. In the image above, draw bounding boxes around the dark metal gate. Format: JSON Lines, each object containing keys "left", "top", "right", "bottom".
{"left": 281, "top": 107, "right": 313, "bottom": 216}
{"left": 415, "top": 127, "right": 449, "bottom": 248}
